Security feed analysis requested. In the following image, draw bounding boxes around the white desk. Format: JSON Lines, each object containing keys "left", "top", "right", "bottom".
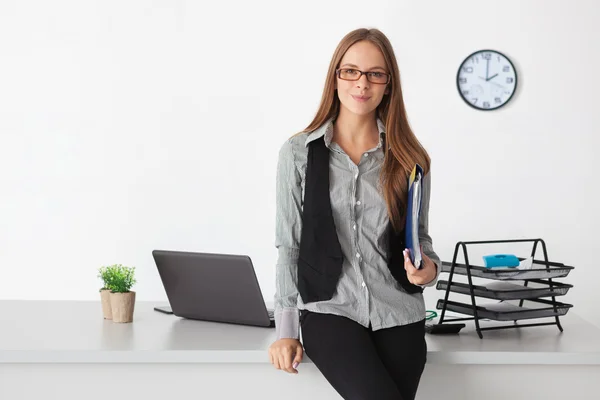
{"left": 1, "top": 300, "right": 599, "bottom": 399}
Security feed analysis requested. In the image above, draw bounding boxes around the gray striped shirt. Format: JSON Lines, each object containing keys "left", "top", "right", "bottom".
{"left": 274, "top": 117, "right": 441, "bottom": 340}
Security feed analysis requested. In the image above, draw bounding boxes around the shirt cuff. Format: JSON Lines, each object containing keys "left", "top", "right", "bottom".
{"left": 275, "top": 308, "right": 300, "bottom": 340}
{"left": 418, "top": 258, "right": 441, "bottom": 288}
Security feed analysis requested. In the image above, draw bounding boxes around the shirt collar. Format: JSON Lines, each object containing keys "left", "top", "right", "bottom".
{"left": 304, "top": 117, "right": 387, "bottom": 148}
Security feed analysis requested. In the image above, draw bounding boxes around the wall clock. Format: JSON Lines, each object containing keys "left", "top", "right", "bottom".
{"left": 457, "top": 49, "right": 517, "bottom": 111}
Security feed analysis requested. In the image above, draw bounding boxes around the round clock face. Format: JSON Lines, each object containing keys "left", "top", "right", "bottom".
{"left": 457, "top": 50, "right": 517, "bottom": 110}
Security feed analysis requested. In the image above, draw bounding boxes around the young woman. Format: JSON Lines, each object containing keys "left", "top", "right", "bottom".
{"left": 268, "top": 28, "right": 441, "bottom": 400}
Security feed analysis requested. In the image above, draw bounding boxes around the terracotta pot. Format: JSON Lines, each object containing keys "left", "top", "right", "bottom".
{"left": 110, "top": 291, "right": 136, "bottom": 323}
{"left": 100, "top": 289, "right": 112, "bottom": 320}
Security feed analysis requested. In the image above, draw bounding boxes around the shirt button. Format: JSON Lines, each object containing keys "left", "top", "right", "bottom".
{"left": 364, "top": 153, "right": 369, "bottom": 157}
{"left": 362, "top": 282, "right": 366, "bottom": 288}
{"left": 356, "top": 200, "right": 361, "bottom": 206}
{"left": 353, "top": 224, "right": 356, "bottom": 230}
{"left": 355, "top": 173, "right": 358, "bottom": 179}
{"left": 355, "top": 252, "right": 360, "bottom": 259}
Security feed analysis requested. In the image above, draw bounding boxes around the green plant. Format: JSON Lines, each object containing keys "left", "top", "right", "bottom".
{"left": 97, "top": 266, "right": 111, "bottom": 291}
{"left": 98, "top": 264, "right": 136, "bottom": 293}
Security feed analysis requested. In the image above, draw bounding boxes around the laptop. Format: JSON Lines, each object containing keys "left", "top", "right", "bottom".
{"left": 152, "top": 250, "right": 275, "bottom": 328}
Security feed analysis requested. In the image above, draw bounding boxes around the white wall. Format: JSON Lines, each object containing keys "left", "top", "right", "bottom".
{"left": 1, "top": 0, "right": 598, "bottom": 327}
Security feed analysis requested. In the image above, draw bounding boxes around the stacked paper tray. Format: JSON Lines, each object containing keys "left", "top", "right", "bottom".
{"left": 436, "top": 279, "right": 573, "bottom": 300}
{"left": 440, "top": 260, "right": 573, "bottom": 280}
{"left": 436, "top": 298, "right": 573, "bottom": 321}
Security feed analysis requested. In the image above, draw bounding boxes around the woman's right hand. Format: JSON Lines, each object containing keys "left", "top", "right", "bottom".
{"left": 268, "top": 338, "right": 304, "bottom": 374}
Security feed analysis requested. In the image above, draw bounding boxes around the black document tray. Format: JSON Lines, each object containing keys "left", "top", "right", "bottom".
{"left": 440, "top": 259, "right": 573, "bottom": 280}
{"left": 436, "top": 298, "right": 573, "bottom": 321}
{"left": 436, "top": 279, "right": 572, "bottom": 300}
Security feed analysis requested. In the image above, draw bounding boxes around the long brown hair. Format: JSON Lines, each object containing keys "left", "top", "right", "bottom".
{"left": 299, "top": 28, "right": 431, "bottom": 233}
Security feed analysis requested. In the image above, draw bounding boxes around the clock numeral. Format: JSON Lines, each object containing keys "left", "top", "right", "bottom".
{"left": 463, "top": 66, "right": 473, "bottom": 73}
{"left": 483, "top": 102, "right": 491, "bottom": 108}
{"left": 494, "top": 97, "right": 502, "bottom": 104}
{"left": 462, "top": 90, "right": 470, "bottom": 96}
{"left": 472, "top": 98, "right": 478, "bottom": 105}
{"left": 503, "top": 65, "right": 510, "bottom": 72}
{"left": 482, "top": 53, "right": 492, "bottom": 60}
{"left": 459, "top": 77, "right": 467, "bottom": 84}
{"left": 506, "top": 77, "right": 514, "bottom": 83}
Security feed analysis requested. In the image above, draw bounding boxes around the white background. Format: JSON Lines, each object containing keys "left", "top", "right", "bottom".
{"left": 1, "top": 0, "right": 598, "bottom": 328}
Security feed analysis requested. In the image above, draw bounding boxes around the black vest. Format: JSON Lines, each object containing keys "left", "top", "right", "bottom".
{"left": 297, "top": 136, "right": 423, "bottom": 304}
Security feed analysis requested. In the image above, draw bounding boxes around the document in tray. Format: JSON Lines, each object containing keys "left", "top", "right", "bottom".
{"left": 491, "top": 257, "right": 534, "bottom": 280}
{"left": 481, "top": 301, "right": 524, "bottom": 313}
{"left": 483, "top": 281, "right": 527, "bottom": 291}
{"left": 405, "top": 164, "right": 423, "bottom": 269}
{"left": 490, "top": 256, "right": 533, "bottom": 271}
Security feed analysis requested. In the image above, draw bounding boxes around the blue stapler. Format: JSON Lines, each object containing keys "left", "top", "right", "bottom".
{"left": 482, "top": 254, "right": 520, "bottom": 268}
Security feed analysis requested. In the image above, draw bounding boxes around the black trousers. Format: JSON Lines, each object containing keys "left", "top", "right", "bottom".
{"left": 300, "top": 310, "right": 427, "bottom": 400}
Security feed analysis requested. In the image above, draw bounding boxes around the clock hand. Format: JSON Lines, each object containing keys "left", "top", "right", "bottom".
{"left": 486, "top": 73, "right": 499, "bottom": 82}
{"left": 486, "top": 59, "right": 489, "bottom": 81}
{"left": 479, "top": 76, "right": 505, "bottom": 88}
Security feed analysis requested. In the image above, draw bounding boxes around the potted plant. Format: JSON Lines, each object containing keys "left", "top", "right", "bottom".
{"left": 97, "top": 266, "right": 113, "bottom": 320}
{"left": 105, "top": 264, "right": 137, "bottom": 323}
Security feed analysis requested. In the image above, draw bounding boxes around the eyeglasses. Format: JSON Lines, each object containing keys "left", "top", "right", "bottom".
{"left": 336, "top": 68, "right": 390, "bottom": 84}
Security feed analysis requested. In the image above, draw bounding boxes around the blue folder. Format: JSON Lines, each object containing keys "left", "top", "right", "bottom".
{"left": 483, "top": 254, "right": 520, "bottom": 268}
{"left": 405, "top": 164, "right": 423, "bottom": 269}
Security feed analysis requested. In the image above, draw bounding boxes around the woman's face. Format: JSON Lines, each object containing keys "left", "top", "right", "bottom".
{"left": 336, "top": 40, "right": 390, "bottom": 117}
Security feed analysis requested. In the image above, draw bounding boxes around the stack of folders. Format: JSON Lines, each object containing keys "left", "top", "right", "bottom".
{"left": 405, "top": 164, "right": 423, "bottom": 269}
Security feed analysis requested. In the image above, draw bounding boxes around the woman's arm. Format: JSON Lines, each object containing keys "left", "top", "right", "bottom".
{"left": 273, "top": 139, "right": 303, "bottom": 339}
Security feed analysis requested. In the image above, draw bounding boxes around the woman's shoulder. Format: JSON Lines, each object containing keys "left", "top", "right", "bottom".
{"left": 278, "top": 131, "right": 311, "bottom": 159}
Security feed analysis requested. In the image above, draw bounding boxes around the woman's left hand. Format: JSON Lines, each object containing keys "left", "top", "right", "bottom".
{"left": 403, "top": 245, "right": 437, "bottom": 286}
